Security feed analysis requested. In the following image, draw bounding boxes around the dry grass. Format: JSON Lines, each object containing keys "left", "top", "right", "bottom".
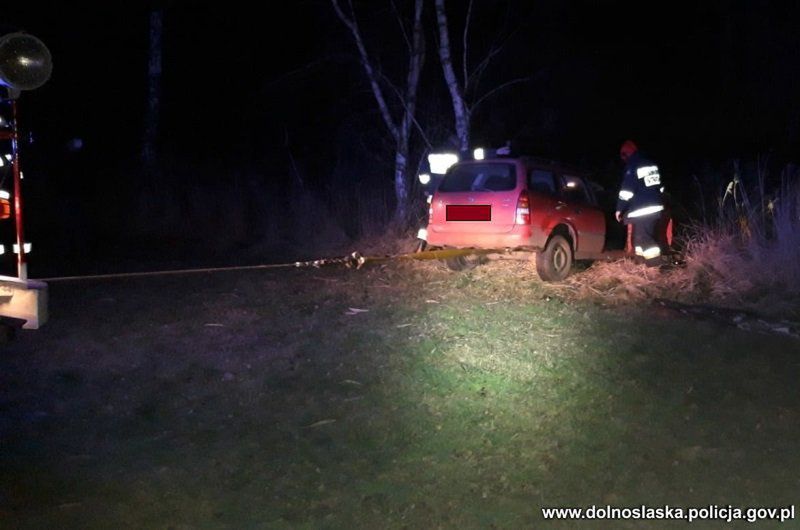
{"left": 548, "top": 254, "right": 762, "bottom": 308}
{"left": 534, "top": 250, "right": 799, "bottom": 322}
{"left": 559, "top": 260, "right": 684, "bottom": 304}
{"left": 369, "top": 237, "right": 792, "bottom": 318}
{"left": 401, "top": 245, "right": 799, "bottom": 323}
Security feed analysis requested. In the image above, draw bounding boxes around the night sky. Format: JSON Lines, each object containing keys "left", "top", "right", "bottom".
{"left": 2, "top": 1, "right": 800, "bottom": 272}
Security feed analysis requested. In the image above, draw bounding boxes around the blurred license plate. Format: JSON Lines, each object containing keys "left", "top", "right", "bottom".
{"left": 446, "top": 205, "right": 492, "bottom": 221}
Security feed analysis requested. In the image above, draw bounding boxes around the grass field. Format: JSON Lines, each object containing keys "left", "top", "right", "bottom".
{"left": 1, "top": 258, "right": 799, "bottom": 529}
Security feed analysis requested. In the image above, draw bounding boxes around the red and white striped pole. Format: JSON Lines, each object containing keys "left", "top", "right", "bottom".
{"left": 9, "top": 99, "right": 26, "bottom": 280}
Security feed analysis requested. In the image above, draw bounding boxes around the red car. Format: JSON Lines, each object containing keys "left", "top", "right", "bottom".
{"left": 425, "top": 156, "right": 611, "bottom": 281}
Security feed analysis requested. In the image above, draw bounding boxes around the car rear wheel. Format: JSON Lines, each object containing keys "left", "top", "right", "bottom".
{"left": 444, "top": 254, "right": 484, "bottom": 271}
{"left": 536, "top": 235, "right": 573, "bottom": 281}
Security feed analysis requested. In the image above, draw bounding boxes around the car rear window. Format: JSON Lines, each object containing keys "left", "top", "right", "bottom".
{"left": 438, "top": 163, "right": 517, "bottom": 192}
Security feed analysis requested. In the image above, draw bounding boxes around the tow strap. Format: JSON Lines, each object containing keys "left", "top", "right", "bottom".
{"left": 37, "top": 247, "right": 500, "bottom": 283}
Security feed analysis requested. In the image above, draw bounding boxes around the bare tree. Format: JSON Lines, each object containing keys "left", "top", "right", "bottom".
{"left": 332, "top": 0, "right": 425, "bottom": 223}
{"left": 434, "top": 0, "right": 532, "bottom": 153}
{"left": 143, "top": 8, "right": 163, "bottom": 172}
{"left": 435, "top": 0, "right": 469, "bottom": 153}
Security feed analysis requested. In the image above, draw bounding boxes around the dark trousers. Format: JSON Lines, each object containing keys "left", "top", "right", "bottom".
{"left": 630, "top": 212, "right": 662, "bottom": 261}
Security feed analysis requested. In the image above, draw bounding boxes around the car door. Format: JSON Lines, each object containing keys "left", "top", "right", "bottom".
{"left": 526, "top": 166, "right": 562, "bottom": 249}
{"left": 557, "top": 174, "right": 606, "bottom": 256}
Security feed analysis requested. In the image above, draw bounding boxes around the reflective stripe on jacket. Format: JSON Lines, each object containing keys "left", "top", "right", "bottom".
{"left": 616, "top": 152, "right": 664, "bottom": 219}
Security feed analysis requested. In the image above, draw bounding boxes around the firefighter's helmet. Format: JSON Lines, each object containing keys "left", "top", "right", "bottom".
{"left": 619, "top": 140, "right": 638, "bottom": 161}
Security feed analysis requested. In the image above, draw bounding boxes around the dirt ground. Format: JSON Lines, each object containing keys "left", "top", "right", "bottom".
{"left": 1, "top": 258, "right": 799, "bottom": 529}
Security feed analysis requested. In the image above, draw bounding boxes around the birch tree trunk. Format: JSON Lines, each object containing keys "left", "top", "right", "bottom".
{"left": 394, "top": 0, "right": 425, "bottom": 220}
{"left": 332, "top": 0, "right": 424, "bottom": 223}
{"left": 434, "top": 0, "right": 470, "bottom": 154}
{"left": 435, "top": 1, "right": 535, "bottom": 156}
{"left": 143, "top": 9, "right": 163, "bottom": 172}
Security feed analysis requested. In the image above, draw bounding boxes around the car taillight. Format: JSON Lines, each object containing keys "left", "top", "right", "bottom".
{"left": 515, "top": 191, "right": 530, "bottom": 225}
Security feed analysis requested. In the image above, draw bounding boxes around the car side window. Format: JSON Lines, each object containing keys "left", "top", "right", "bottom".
{"left": 560, "top": 175, "right": 590, "bottom": 204}
{"left": 528, "top": 169, "right": 556, "bottom": 196}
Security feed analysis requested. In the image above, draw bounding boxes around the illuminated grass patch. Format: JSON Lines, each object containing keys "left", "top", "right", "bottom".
{"left": 1, "top": 263, "right": 798, "bottom": 528}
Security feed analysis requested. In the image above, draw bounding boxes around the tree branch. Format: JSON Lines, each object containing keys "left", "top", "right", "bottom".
{"left": 390, "top": 0, "right": 412, "bottom": 54}
{"left": 331, "top": 0, "right": 399, "bottom": 140}
{"left": 400, "top": 0, "right": 426, "bottom": 143}
{"left": 462, "top": 0, "right": 473, "bottom": 88}
{"left": 380, "top": 71, "right": 433, "bottom": 149}
{"left": 435, "top": 0, "right": 470, "bottom": 151}
{"left": 284, "top": 126, "right": 304, "bottom": 186}
{"left": 262, "top": 58, "right": 328, "bottom": 89}
{"left": 471, "top": 75, "right": 534, "bottom": 112}
{"left": 466, "top": 25, "right": 522, "bottom": 93}
{"left": 468, "top": 44, "right": 502, "bottom": 93}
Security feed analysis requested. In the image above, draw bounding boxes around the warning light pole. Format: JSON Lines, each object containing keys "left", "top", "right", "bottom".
{"left": 0, "top": 31, "right": 53, "bottom": 329}
{"left": 0, "top": 99, "right": 29, "bottom": 279}
{"left": 8, "top": 100, "right": 25, "bottom": 279}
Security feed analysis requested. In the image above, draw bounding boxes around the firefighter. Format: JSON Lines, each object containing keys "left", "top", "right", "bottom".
{"left": 615, "top": 140, "right": 665, "bottom": 266}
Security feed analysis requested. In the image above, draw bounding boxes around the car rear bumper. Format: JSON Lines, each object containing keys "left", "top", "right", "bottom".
{"left": 426, "top": 225, "right": 537, "bottom": 249}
